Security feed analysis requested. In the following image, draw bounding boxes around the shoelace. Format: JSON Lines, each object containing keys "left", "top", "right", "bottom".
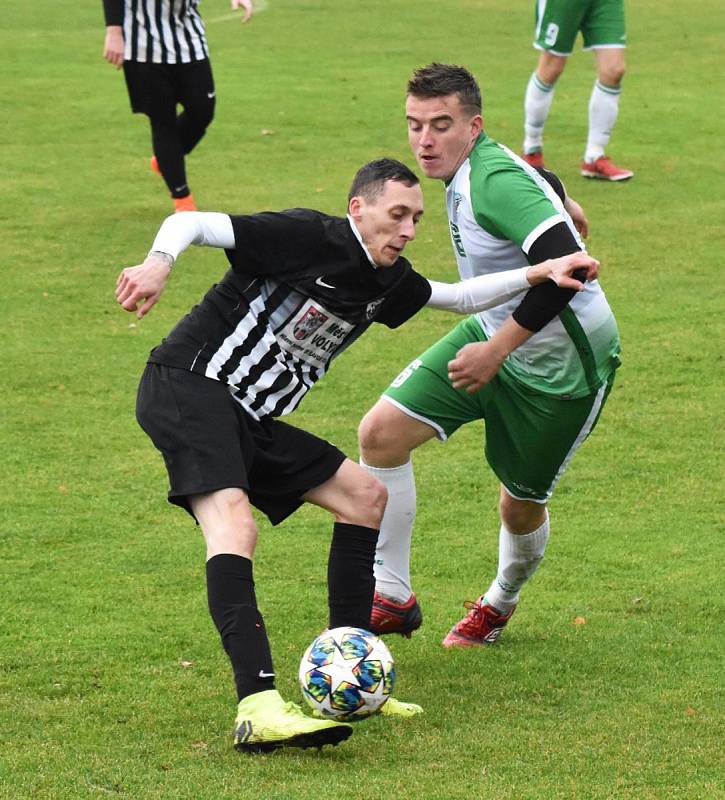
{"left": 457, "top": 599, "right": 487, "bottom": 633}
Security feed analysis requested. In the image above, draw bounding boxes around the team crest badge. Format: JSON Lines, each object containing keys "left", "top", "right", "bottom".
{"left": 293, "top": 306, "right": 329, "bottom": 340}
{"left": 365, "top": 299, "right": 384, "bottom": 320}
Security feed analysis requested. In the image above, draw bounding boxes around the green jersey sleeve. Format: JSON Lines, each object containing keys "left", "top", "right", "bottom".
{"left": 469, "top": 158, "right": 562, "bottom": 252}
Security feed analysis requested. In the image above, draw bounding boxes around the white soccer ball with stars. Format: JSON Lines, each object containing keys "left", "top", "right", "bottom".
{"left": 298, "top": 626, "right": 396, "bottom": 719}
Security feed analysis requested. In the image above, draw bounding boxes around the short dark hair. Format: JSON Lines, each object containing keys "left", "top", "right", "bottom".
{"left": 407, "top": 63, "right": 482, "bottom": 116}
{"left": 348, "top": 158, "right": 419, "bottom": 202}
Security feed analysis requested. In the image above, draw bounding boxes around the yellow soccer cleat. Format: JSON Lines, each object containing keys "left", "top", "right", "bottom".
{"left": 379, "top": 696, "right": 423, "bottom": 718}
{"left": 234, "top": 690, "right": 352, "bottom": 753}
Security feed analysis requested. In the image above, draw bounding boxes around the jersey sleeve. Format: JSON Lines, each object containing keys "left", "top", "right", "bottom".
{"left": 226, "top": 209, "right": 328, "bottom": 277}
{"left": 103, "top": 0, "right": 123, "bottom": 25}
{"left": 535, "top": 167, "right": 566, "bottom": 204}
{"left": 375, "top": 267, "right": 432, "bottom": 329}
{"left": 470, "top": 165, "right": 564, "bottom": 254}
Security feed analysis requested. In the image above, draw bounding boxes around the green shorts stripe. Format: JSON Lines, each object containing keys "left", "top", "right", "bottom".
{"left": 383, "top": 316, "right": 616, "bottom": 502}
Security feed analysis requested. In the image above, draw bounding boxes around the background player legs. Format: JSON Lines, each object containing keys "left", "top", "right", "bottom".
{"left": 148, "top": 61, "right": 215, "bottom": 210}
{"left": 177, "top": 66, "right": 216, "bottom": 156}
{"left": 584, "top": 47, "right": 626, "bottom": 163}
{"left": 523, "top": 52, "right": 567, "bottom": 164}
{"left": 149, "top": 112, "right": 192, "bottom": 201}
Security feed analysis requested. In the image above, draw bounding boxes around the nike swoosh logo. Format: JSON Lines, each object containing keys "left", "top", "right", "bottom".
{"left": 207, "top": 91, "right": 216, "bottom": 98}
{"left": 258, "top": 670, "right": 275, "bottom": 678}
{"left": 315, "top": 277, "right": 336, "bottom": 289}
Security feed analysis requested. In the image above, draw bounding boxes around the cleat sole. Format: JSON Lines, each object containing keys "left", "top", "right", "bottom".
{"left": 235, "top": 725, "right": 352, "bottom": 753}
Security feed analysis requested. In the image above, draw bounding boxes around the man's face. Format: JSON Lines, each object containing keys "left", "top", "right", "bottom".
{"left": 349, "top": 180, "right": 424, "bottom": 267}
{"left": 406, "top": 93, "right": 482, "bottom": 182}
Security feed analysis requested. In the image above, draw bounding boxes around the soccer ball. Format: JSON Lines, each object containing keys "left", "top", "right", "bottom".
{"left": 298, "top": 626, "right": 396, "bottom": 719}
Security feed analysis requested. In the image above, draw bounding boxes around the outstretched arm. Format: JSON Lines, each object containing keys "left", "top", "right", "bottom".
{"left": 115, "top": 212, "right": 235, "bottom": 318}
{"left": 425, "top": 251, "right": 598, "bottom": 315}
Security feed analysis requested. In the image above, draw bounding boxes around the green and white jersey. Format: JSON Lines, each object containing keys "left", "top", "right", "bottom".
{"left": 446, "top": 133, "right": 620, "bottom": 398}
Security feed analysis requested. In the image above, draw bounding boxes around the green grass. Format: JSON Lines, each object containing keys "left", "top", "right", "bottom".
{"left": 1, "top": 1, "right": 723, "bottom": 798}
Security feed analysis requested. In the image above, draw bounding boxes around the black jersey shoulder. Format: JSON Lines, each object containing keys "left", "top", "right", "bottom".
{"left": 225, "top": 208, "right": 360, "bottom": 279}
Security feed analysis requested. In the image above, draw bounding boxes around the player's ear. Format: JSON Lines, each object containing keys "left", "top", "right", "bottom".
{"left": 471, "top": 114, "right": 483, "bottom": 138}
{"left": 348, "top": 195, "right": 363, "bottom": 221}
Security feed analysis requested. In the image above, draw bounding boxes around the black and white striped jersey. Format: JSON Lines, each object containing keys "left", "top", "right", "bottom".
{"left": 103, "top": 0, "right": 209, "bottom": 64}
{"left": 148, "top": 209, "right": 432, "bottom": 420}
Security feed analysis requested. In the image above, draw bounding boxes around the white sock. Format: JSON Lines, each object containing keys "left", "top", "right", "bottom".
{"left": 484, "top": 513, "right": 550, "bottom": 614}
{"left": 523, "top": 71, "right": 555, "bottom": 154}
{"left": 360, "top": 459, "right": 416, "bottom": 603}
{"left": 585, "top": 80, "right": 621, "bottom": 162}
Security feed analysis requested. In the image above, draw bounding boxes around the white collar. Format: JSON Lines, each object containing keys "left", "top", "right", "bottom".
{"left": 347, "top": 214, "right": 379, "bottom": 269}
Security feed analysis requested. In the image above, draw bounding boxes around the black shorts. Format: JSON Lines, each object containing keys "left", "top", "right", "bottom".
{"left": 136, "top": 363, "right": 346, "bottom": 524}
{"left": 122, "top": 59, "right": 215, "bottom": 118}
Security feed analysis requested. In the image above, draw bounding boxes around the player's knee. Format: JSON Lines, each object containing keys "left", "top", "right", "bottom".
{"left": 358, "top": 406, "right": 399, "bottom": 463}
{"left": 191, "top": 487, "right": 255, "bottom": 531}
{"left": 499, "top": 490, "right": 547, "bottom": 534}
{"left": 598, "top": 59, "right": 626, "bottom": 87}
{"left": 538, "top": 53, "right": 566, "bottom": 84}
{"left": 358, "top": 410, "right": 380, "bottom": 452}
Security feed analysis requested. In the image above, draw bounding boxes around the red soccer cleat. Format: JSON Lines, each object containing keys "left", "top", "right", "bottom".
{"left": 580, "top": 156, "right": 633, "bottom": 181}
{"left": 522, "top": 151, "right": 545, "bottom": 169}
{"left": 150, "top": 155, "right": 162, "bottom": 176}
{"left": 442, "top": 596, "right": 515, "bottom": 648}
{"left": 370, "top": 591, "right": 423, "bottom": 638}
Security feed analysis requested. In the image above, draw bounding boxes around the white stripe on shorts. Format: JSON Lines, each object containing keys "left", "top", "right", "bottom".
{"left": 534, "top": 0, "right": 548, "bottom": 42}
{"left": 380, "top": 395, "right": 448, "bottom": 442}
{"left": 545, "top": 379, "right": 609, "bottom": 499}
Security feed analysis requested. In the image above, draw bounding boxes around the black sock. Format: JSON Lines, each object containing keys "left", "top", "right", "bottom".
{"left": 327, "top": 523, "right": 379, "bottom": 630}
{"left": 149, "top": 115, "right": 190, "bottom": 198}
{"left": 205, "top": 554, "right": 275, "bottom": 702}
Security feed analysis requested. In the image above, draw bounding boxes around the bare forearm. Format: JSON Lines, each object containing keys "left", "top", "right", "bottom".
{"left": 486, "top": 316, "right": 533, "bottom": 361}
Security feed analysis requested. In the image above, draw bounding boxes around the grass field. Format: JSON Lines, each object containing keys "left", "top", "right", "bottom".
{"left": 1, "top": 1, "right": 723, "bottom": 798}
